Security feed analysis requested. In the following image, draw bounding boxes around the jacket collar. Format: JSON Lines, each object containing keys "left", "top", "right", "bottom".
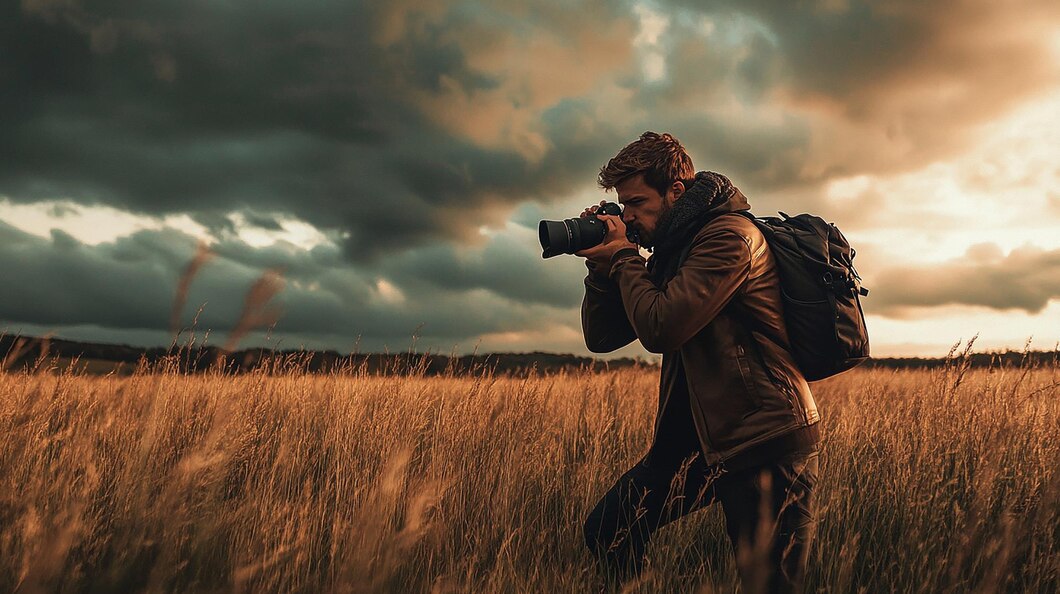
{"left": 648, "top": 171, "right": 751, "bottom": 281}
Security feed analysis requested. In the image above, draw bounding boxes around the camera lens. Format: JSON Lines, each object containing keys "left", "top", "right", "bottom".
{"left": 538, "top": 202, "right": 623, "bottom": 259}
{"left": 539, "top": 219, "right": 572, "bottom": 258}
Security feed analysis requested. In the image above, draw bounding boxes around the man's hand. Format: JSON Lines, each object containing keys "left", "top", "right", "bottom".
{"left": 580, "top": 200, "right": 607, "bottom": 218}
{"left": 575, "top": 214, "right": 639, "bottom": 273}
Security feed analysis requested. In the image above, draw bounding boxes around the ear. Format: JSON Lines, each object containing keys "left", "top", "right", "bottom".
{"left": 669, "top": 181, "right": 685, "bottom": 201}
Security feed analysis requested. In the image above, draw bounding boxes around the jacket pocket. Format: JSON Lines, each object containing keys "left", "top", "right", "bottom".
{"left": 734, "top": 345, "right": 763, "bottom": 415}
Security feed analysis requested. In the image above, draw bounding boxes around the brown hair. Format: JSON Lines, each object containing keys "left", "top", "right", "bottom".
{"left": 598, "top": 131, "right": 695, "bottom": 196}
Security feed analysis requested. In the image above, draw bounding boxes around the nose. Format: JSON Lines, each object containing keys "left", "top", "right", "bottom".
{"left": 622, "top": 210, "right": 635, "bottom": 225}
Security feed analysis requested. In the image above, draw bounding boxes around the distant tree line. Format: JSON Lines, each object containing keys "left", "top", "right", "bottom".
{"left": 861, "top": 350, "right": 1059, "bottom": 370}
{"left": 0, "top": 334, "right": 649, "bottom": 376}
{"left": 1, "top": 334, "right": 1057, "bottom": 376}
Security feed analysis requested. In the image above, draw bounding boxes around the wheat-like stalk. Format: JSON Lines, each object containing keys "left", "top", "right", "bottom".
{"left": 0, "top": 356, "right": 1055, "bottom": 593}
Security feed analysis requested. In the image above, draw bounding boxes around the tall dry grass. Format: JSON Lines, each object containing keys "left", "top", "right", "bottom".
{"left": 0, "top": 353, "right": 1057, "bottom": 593}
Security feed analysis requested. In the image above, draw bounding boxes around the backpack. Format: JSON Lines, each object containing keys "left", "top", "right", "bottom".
{"left": 738, "top": 211, "right": 870, "bottom": 381}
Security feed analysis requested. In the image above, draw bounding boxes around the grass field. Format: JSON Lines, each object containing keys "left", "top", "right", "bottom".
{"left": 0, "top": 354, "right": 1057, "bottom": 593}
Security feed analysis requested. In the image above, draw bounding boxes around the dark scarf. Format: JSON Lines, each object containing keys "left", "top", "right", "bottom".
{"left": 648, "top": 171, "right": 750, "bottom": 284}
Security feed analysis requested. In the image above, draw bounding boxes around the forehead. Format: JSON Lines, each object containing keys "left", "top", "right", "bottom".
{"left": 615, "top": 174, "right": 659, "bottom": 204}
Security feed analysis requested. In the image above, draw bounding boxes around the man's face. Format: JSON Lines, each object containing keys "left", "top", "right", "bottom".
{"left": 616, "top": 173, "right": 683, "bottom": 248}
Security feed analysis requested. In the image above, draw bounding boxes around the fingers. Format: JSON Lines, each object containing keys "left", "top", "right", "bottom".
{"left": 580, "top": 200, "right": 609, "bottom": 218}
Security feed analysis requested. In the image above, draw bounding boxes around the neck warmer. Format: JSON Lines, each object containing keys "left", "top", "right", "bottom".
{"left": 648, "top": 171, "right": 751, "bottom": 284}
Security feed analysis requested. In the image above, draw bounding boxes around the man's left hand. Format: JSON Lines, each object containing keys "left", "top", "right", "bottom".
{"left": 575, "top": 215, "right": 639, "bottom": 273}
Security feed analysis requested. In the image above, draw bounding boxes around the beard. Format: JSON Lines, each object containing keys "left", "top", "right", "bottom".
{"left": 638, "top": 199, "right": 674, "bottom": 249}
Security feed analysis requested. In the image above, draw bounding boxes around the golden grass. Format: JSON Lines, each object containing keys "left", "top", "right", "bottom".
{"left": 0, "top": 358, "right": 1057, "bottom": 593}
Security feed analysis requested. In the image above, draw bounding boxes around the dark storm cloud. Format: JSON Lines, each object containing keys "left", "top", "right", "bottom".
{"left": 1, "top": 0, "right": 636, "bottom": 259}
{"left": 6, "top": 0, "right": 1053, "bottom": 244}
{"left": 564, "top": 6, "right": 818, "bottom": 193}
{"left": 3, "top": 0, "right": 1058, "bottom": 353}
{"left": 0, "top": 221, "right": 201, "bottom": 330}
{"left": 652, "top": 0, "right": 1060, "bottom": 185}
{"left": 190, "top": 212, "right": 237, "bottom": 237}
{"left": 241, "top": 212, "right": 284, "bottom": 231}
{"left": 385, "top": 238, "right": 585, "bottom": 308}
{"left": 0, "top": 221, "right": 583, "bottom": 349}
{"left": 869, "top": 243, "right": 1060, "bottom": 315}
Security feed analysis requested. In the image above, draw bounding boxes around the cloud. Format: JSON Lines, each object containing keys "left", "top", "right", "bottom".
{"left": 652, "top": 0, "right": 1060, "bottom": 184}
{"left": 2, "top": 0, "right": 1058, "bottom": 356}
{"left": 0, "top": 219, "right": 592, "bottom": 352}
{"left": 0, "top": 0, "right": 642, "bottom": 261}
{"left": 5, "top": 0, "right": 1056, "bottom": 247}
{"left": 385, "top": 239, "right": 584, "bottom": 308}
{"left": 868, "top": 243, "right": 1060, "bottom": 315}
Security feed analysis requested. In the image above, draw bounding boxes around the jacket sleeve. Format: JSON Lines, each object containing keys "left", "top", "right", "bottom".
{"left": 608, "top": 226, "right": 752, "bottom": 353}
{"left": 581, "top": 263, "right": 637, "bottom": 353}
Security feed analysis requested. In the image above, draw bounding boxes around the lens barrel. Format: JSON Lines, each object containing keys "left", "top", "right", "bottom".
{"left": 538, "top": 202, "right": 622, "bottom": 258}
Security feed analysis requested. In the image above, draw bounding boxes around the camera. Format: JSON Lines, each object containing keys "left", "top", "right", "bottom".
{"left": 538, "top": 202, "right": 638, "bottom": 258}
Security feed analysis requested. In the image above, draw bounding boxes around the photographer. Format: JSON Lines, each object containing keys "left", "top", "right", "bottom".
{"left": 578, "top": 132, "right": 821, "bottom": 594}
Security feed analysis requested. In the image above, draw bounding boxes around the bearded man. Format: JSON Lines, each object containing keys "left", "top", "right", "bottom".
{"left": 577, "top": 131, "right": 821, "bottom": 594}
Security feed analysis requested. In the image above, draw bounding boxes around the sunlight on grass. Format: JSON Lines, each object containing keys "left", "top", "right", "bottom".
{"left": 0, "top": 350, "right": 1056, "bottom": 592}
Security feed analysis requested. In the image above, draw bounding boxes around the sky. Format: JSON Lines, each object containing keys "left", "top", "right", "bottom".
{"left": 1, "top": 0, "right": 1059, "bottom": 359}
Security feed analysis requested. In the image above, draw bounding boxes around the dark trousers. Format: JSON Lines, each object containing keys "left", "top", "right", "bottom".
{"left": 583, "top": 447, "right": 819, "bottom": 593}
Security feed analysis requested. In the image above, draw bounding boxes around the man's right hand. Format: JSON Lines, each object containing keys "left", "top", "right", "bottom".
{"left": 580, "top": 200, "right": 608, "bottom": 218}
{"left": 577, "top": 204, "right": 639, "bottom": 280}
{"left": 579, "top": 200, "right": 609, "bottom": 277}
{"left": 580, "top": 201, "right": 614, "bottom": 277}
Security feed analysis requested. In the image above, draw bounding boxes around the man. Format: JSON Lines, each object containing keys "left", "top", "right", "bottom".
{"left": 577, "top": 132, "right": 821, "bottom": 593}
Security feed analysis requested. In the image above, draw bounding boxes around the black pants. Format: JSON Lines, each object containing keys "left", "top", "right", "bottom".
{"left": 583, "top": 447, "right": 819, "bottom": 593}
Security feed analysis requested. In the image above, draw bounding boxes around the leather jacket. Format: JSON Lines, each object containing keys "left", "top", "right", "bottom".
{"left": 581, "top": 204, "right": 820, "bottom": 467}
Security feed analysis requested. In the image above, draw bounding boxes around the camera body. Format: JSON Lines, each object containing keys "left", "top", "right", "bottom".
{"left": 538, "top": 202, "right": 637, "bottom": 259}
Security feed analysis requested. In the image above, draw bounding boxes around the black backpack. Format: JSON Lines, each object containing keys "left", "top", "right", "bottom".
{"left": 738, "top": 211, "right": 870, "bottom": 381}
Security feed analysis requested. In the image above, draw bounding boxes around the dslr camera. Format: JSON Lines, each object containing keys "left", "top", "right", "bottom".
{"left": 538, "top": 202, "right": 638, "bottom": 258}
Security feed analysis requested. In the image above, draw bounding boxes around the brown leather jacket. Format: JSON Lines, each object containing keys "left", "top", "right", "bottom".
{"left": 581, "top": 205, "right": 820, "bottom": 468}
